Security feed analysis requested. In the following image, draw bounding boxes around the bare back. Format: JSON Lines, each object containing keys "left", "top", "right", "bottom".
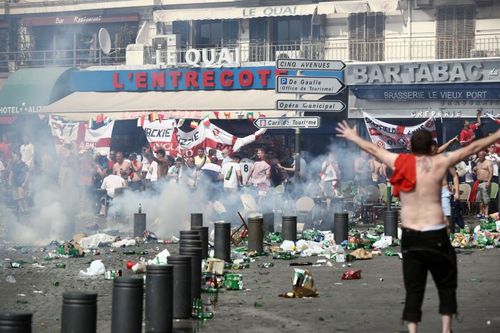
{"left": 399, "top": 154, "right": 449, "bottom": 230}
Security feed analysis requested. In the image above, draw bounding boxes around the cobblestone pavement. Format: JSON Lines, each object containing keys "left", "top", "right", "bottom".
{"left": 1, "top": 232, "right": 499, "bottom": 333}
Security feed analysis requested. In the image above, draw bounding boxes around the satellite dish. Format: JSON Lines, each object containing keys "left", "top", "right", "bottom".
{"left": 98, "top": 28, "right": 112, "bottom": 55}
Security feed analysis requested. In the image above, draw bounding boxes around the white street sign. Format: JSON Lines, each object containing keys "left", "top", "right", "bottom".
{"left": 253, "top": 117, "right": 320, "bottom": 129}
{"left": 276, "top": 76, "right": 345, "bottom": 94}
{"left": 276, "top": 100, "right": 346, "bottom": 112}
{"left": 276, "top": 59, "right": 345, "bottom": 71}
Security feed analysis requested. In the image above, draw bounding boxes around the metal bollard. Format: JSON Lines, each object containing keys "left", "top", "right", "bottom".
{"left": 334, "top": 212, "right": 349, "bottom": 244}
{"left": 214, "top": 222, "right": 231, "bottom": 262}
{"left": 145, "top": 265, "right": 173, "bottom": 333}
{"left": 281, "top": 216, "right": 297, "bottom": 242}
{"left": 61, "top": 292, "right": 97, "bottom": 333}
{"left": 133, "top": 212, "right": 146, "bottom": 238}
{"left": 167, "top": 255, "right": 192, "bottom": 319}
{"left": 0, "top": 312, "right": 32, "bottom": 333}
{"left": 262, "top": 212, "right": 274, "bottom": 233}
{"left": 111, "top": 277, "right": 144, "bottom": 333}
{"left": 191, "top": 213, "right": 203, "bottom": 228}
{"left": 383, "top": 209, "right": 399, "bottom": 238}
{"left": 179, "top": 247, "right": 202, "bottom": 302}
{"left": 191, "top": 226, "right": 209, "bottom": 259}
{"left": 179, "top": 239, "right": 203, "bottom": 249}
{"left": 247, "top": 216, "right": 264, "bottom": 253}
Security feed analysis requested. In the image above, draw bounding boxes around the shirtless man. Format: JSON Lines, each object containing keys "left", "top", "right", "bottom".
{"left": 113, "top": 152, "right": 131, "bottom": 179}
{"left": 474, "top": 150, "right": 493, "bottom": 218}
{"left": 336, "top": 120, "right": 500, "bottom": 333}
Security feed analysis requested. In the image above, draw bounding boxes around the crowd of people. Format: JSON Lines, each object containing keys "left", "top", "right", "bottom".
{"left": 1, "top": 111, "right": 499, "bottom": 222}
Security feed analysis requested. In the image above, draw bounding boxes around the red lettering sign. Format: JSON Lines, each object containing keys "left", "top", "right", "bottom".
{"left": 113, "top": 73, "right": 124, "bottom": 89}
{"left": 185, "top": 72, "right": 199, "bottom": 88}
{"left": 238, "top": 70, "right": 253, "bottom": 87}
{"left": 152, "top": 72, "right": 165, "bottom": 89}
{"left": 202, "top": 71, "right": 215, "bottom": 88}
{"left": 136, "top": 72, "right": 148, "bottom": 89}
{"left": 221, "top": 71, "right": 234, "bottom": 88}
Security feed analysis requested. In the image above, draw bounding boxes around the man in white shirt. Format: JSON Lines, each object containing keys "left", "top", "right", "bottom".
{"left": 239, "top": 157, "right": 254, "bottom": 186}
{"left": 20, "top": 136, "right": 35, "bottom": 169}
{"left": 100, "top": 169, "right": 126, "bottom": 215}
{"left": 220, "top": 154, "right": 242, "bottom": 193}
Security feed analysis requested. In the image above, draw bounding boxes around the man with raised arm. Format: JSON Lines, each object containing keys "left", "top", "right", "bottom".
{"left": 336, "top": 120, "right": 500, "bottom": 333}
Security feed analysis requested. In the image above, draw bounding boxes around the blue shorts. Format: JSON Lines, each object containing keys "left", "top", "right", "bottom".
{"left": 441, "top": 188, "right": 451, "bottom": 217}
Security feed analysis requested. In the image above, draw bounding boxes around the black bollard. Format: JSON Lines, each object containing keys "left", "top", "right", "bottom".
{"left": 145, "top": 265, "right": 173, "bottom": 333}
{"left": 134, "top": 212, "right": 146, "bottom": 238}
{"left": 111, "top": 277, "right": 144, "bottom": 333}
{"left": 214, "top": 222, "right": 231, "bottom": 262}
{"left": 61, "top": 292, "right": 97, "bottom": 333}
{"left": 191, "top": 213, "right": 203, "bottom": 228}
{"left": 247, "top": 216, "right": 264, "bottom": 253}
{"left": 179, "top": 234, "right": 200, "bottom": 241}
{"left": 191, "top": 226, "right": 209, "bottom": 259}
{"left": 167, "top": 255, "right": 192, "bottom": 319}
{"left": 180, "top": 230, "right": 200, "bottom": 238}
{"left": 179, "top": 239, "right": 203, "bottom": 249}
{"left": 0, "top": 312, "right": 32, "bottom": 333}
{"left": 281, "top": 216, "right": 297, "bottom": 242}
{"left": 383, "top": 209, "right": 399, "bottom": 238}
{"left": 262, "top": 212, "right": 274, "bottom": 233}
{"left": 179, "top": 247, "right": 202, "bottom": 302}
{"left": 334, "top": 212, "right": 349, "bottom": 244}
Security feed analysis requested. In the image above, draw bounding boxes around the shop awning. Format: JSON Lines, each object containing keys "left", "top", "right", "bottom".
{"left": 0, "top": 67, "right": 73, "bottom": 115}
{"left": 154, "top": 3, "right": 318, "bottom": 22}
{"left": 318, "top": 0, "right": 399, "bottom": 15}
{"left": 40, "top": 90, "right": 322, "bottom": 121}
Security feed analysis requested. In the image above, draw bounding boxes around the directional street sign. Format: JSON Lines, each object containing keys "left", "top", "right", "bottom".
{"left": 276, "top": 76, "right": 345, "bottom": 95}
{"left": 276, "top": 99, "right": 345, "bottom": 112}
{"left": 253, "top": 117, "right": 320, "bottom": 129}
{"left": 276, "top": 59, "right": 345, "bottom": 71}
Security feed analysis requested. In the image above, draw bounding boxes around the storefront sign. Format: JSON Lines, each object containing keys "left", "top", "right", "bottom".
{"left": 242, "top": 5, "right": 303, "bottom": 17}
{"left": 276, "top": 76, "right": 345, "bottom": 94}
{"left": 0, "top": 103, "right": 42, "bottom": 115}
{"left": 21, "top": 14, "right": 139, "bottom": 26}
{"left": 351, "top": 83, "right": 500, "bottom": 101}
{"left": 162, "top": 48, "right": 240, "bottom": 67}
{"left": 346, "top": 59, "right": 500, "bottom": 85}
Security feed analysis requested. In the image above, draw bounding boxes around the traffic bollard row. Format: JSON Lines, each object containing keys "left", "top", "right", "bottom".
{"left": 214, "top": 221, "right": 231, "bottom": 262}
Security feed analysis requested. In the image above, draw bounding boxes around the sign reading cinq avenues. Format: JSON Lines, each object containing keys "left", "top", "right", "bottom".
{"left": 345, "top": 58, "right": 500, "bottom": 85}
{"left": 276, "top": 59, "right": 345, "bottom": 71}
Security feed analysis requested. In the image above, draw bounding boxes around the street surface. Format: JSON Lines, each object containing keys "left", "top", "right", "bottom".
{"left": 0, "top": 227, "right": 499, "bottom": 333}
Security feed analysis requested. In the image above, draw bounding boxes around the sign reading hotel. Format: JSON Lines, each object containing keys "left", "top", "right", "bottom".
{"left": 276, "top": 76, "right": 345, "bottom": 94}
{"left": 254, "top": 117, "right": 320, "bottom": 129}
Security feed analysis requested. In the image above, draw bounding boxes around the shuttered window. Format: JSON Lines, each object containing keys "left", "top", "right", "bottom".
{"left": 436, "top": 6, "right": 475, "bottom": 59}
{"left": 348, "top": 12, "right": 385, "bottom": 61}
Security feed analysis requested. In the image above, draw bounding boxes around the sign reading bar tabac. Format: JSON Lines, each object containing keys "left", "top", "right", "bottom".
{"left": 276, "top": 100, "right": 345, "bottom": 112}
{"left": 276, "top": 59, "right": 345, "bottom": 71}
{"left": 253, "top": 117, "right": 320, "bottom": 129}
{"left": 276, "top": 76, "right": 345, "bottom": 94}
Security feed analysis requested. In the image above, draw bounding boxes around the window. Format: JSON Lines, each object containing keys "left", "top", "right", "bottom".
{"left": 173, "top": 21, "right": 190, "bottom": 47}
{"left": 348, "top": 12, "right": 385, "bottom": 61}
{"left": 272, "top": 16, "right": 312, "bottom": 44}
{"left": 436, "top": 6, "right": 475, "bottom": 59}
{"left": 194, "top": 20, "right": 239, "bottom": 48}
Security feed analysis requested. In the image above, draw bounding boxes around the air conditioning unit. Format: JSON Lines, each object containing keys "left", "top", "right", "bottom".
{"left": 126, "top": 44, "right": 146, "bottom": 66}
{"left": 275, "top": 50, "right": 302, "bottom": 60}
{"left": 414, "top": 0, "right": 433, "bottom": 9}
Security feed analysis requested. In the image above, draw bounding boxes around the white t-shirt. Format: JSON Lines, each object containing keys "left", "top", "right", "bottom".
{"left": 240, "top": 158, "right": 254, "bottom": 185}
{"left": 486, "top": 154, "right": 499, "bottom": 177}
{"left": 101, "top": 174, "right": 126, "bottom": 198}
{"left": 20, "top": 143, "right": 34, "bottom": 168}
{"left": 221, "top": 161, "right": 241, "bottom": 189}
{"left": 146, "top": 161, "right": 158, "bottom": 182}
{"left": 321, "top": 160, "right": 338, "bottom": 182}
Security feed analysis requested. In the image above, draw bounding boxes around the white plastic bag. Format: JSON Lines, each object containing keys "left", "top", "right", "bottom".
{"left": 79, "top": 260, "right": 105, "bottom": 278}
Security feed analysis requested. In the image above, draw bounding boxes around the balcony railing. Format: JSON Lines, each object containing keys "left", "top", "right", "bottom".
{"left": 1, "top": 35, "right": 499, "bottom": 72}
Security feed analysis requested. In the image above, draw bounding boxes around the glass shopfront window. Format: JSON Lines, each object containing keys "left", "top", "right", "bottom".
{"left": 194, "top": 19, "right": 239, "bottom": 48}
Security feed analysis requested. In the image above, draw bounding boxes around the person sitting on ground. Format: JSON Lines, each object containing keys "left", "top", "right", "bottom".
{"left": 459, "top": 109, "right": 482, "bottom": 146}
{"left": 336, "top": 120, "right": 500, "bottom": 333}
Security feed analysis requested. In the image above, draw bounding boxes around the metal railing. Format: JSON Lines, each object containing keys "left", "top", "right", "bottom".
{"left": 1, "top": 35, "right": 499, "bottom": 71}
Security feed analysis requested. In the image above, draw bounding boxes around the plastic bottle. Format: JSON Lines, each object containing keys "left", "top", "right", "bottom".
{"left": 335, "top": 245, "right": 345, "bottom": 263}
{"left": 138, "top": 203, "right": 142, "bottom": 214}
